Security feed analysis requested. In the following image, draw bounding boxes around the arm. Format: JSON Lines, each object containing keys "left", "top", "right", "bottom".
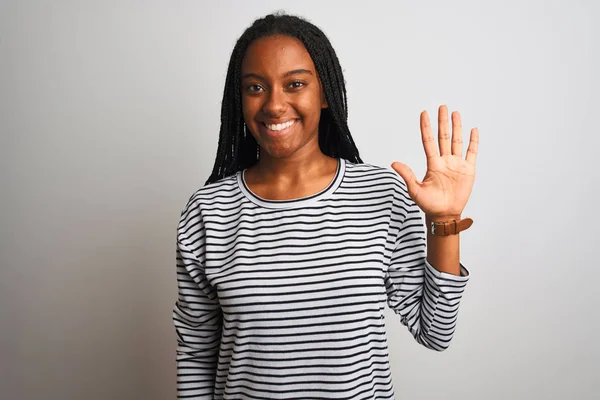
{"left": 425, "top": 214, "right": 461, "bottom": 276}
{"left": 386, "top": 201, "right": 469, "bottom": 352}
{"left": 387, "top": 105, "right": 478, "bottom": 349}
{"left": 173, "top": 239, "right": 222, "bottom": 399}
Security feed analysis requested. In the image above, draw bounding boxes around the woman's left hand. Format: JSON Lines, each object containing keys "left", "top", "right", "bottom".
{"left": 391, "top": 105, "right": 479, "bottom": 220}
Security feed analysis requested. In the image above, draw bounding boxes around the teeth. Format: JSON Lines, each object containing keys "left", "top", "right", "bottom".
{"left": 265, "top": 120, "right": 296, "bottom": 131}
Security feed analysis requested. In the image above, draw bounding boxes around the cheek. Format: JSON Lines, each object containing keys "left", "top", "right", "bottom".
{"left": 241, "top": 97, "right": 253, "bottom": 121}
{"left": 241, "top": 98, "right": 261, "bottom": 133}
{"left": 302, "top": 88, "right": 325, "bottom": 117}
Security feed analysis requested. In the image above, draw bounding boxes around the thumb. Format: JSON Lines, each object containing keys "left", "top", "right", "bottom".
{"left": 391, "top": 162, "right": 419, "bottom": 191}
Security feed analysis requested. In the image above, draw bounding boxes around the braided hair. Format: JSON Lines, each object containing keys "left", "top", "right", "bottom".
{"left": 205, "top": 13, "right": 363, "bottom": 185}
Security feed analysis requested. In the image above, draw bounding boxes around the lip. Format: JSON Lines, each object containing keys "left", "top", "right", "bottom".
{"left": 259, "top": 119, "right": 299, "bottom": 137}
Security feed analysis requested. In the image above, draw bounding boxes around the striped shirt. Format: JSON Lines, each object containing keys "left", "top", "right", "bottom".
{"left": 173, "top": 158, "right": 470, "bottom": 399}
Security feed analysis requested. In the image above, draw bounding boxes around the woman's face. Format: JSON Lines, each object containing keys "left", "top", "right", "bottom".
{"left": 240, "top": 35, "right": 328, "bottom": 160}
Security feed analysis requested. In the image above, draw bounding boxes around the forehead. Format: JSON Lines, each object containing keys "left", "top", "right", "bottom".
{"left": 241, "top": 35, "right": 316, "bottom": 75}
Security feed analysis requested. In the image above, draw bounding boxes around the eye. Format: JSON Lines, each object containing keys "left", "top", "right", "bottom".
{"left": 246, "top": 84, "right": 264, "bottom": 93}
{"left": 288, "top": 81, "right": 306, "bottom": 90}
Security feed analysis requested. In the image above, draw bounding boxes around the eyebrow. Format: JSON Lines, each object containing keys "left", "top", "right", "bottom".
{"left": 241, "top": 69, "right": 313, "bottom": 80}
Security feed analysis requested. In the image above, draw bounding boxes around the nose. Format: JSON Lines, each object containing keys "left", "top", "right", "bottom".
{"left": 261, "top": 88, "right": 287, "bottom": 117}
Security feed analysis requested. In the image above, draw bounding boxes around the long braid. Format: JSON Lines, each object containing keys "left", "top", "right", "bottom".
{"left": 206, "top": 13, "right": 363, "bottom": 185}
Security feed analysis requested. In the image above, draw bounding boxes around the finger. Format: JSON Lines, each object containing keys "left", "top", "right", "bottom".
{"left": 391, "top": 162, "right": 421, "bottom": 195}
{"left": 451, "top": 111, "right": 463, "bottom": 157}
{"left": 465, "top": 127, "right": 479, "bottom": 165}
{"left": 420, "top": 111, "right": 438, "bottom": 160}
{"left": 438, "top": 105, "right": 451, "bottom": 156}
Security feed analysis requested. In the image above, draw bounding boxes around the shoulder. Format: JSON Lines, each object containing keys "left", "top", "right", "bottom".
{"left": 177, "top": 173, "right": 240, "bottom": 235}
{"left": 186, "top": 174, "right": 239, "bottom": 207}
{"left": 344, "top": 159, "right": 408, "bottom": 192}
{"left": 343, "top": 159, "right": 416, "bottom": 213}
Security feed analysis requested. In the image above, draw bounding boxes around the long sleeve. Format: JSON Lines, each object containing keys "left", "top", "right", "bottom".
{"left": 385, "top": 199, "right": 470, "bottom": 352}
{"left": 173, "top": 236, "right": 222, "bottom": 398}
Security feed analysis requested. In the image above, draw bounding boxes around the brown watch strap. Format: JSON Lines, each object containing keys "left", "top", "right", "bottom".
{"left": 430, "top": 218, "right": 473, "bottom": 236}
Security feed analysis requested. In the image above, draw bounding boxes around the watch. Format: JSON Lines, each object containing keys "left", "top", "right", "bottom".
{"left": 430, "top": 218, "right": 473, "bottom": 236}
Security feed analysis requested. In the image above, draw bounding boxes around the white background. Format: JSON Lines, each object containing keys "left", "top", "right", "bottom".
{"left": 1, "top": 1, "right": 598, "bottom": 399}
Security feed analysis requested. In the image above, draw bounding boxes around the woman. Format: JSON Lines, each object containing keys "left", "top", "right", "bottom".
{"left": 173, "top": 13, "right": 478, "bottom": 400}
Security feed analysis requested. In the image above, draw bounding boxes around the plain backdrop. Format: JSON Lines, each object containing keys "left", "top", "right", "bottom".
{"left": 1, "top": 1, "right": 598, "bottom": 399}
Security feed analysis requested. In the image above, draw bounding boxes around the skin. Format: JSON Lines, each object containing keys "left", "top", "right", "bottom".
{"left": 239, "top": 35, "right": 480, "bottom": 276}
{"left": 392, "top": 107, "right": 479, "bottom": 275}
{"left": 240, "top": 35, "right": 337, "bottom": 201}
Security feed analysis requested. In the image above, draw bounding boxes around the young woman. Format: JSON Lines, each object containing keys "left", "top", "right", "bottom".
{"left": 173, "top": 13, "right": 479, "bottom": 400}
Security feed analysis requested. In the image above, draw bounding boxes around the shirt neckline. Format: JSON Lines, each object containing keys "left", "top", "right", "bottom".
{"left": 237, "top": 158, "right": 345, "bottom": 209}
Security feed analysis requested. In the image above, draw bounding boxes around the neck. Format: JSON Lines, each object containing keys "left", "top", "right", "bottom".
{"left": 253, "top": 150, "right": 335, "bottom": 184}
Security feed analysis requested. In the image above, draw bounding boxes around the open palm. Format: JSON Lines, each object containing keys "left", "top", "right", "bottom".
{"left": 392, "top": 105, "right": 479, "bottom": 219}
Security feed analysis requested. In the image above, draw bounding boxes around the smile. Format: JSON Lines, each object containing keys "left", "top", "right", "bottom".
{"left": 262, "top": 120, "right": 298, "bottom": 132}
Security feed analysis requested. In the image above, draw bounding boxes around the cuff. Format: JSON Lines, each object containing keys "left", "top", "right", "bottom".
{"left": 425, "top": 260, "right": 470, "bottom": 283}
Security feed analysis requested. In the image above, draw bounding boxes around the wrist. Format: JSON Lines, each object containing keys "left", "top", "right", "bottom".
{"left": 426, "top": 214, "right": 462, "bottom": 223}
{"left": 427, "top": 216, "right": 473, "bottom": 236}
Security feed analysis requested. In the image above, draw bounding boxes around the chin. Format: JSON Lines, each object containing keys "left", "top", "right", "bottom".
{"left": 259, "top": 141, "right": 299, "bottom": 159}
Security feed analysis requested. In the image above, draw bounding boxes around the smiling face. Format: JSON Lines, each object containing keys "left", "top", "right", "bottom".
{"left": 240, "top": 35, "right": 328, "bottom": 160}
